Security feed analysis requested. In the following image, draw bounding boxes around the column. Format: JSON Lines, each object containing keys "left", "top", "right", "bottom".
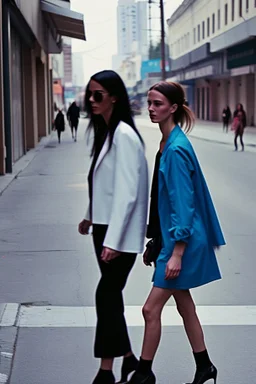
{"left": 245, "top": 74, "right": 255, "bottom": 127}
{"left": 23, "top": 46, "right": 38, "bottom": 149}
{"left": 36, "top": 55, "right": 47, "bottom": 139}
{"left": 254, "top": 74, "right": 256, "bottom": 126}
{"left": 0, "top": 0, "right": 5, "bottom": 175}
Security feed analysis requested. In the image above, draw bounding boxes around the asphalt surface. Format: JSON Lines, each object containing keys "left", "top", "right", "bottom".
{"left": 0, "top": 118, "right": 255, "bottom": 383}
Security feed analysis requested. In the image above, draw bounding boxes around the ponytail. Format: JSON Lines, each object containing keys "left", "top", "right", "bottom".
{"left": 174, "top": 103, "right": 195, "bottom": 134}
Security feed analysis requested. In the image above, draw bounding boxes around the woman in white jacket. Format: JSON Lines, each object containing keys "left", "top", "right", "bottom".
{"left": 78, "top": 70, "right": 149, "bottom": 384}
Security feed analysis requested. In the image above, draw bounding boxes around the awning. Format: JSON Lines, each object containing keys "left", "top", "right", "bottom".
{"left": 41, "top": 0, "right": 86, "bottom": 41}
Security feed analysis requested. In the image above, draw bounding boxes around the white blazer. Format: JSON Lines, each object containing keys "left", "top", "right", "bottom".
{"left": 85, "top": 121, "right": 149, "bottom": 253}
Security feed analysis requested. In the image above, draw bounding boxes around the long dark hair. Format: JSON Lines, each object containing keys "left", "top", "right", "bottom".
{"left": 85, "top": 70, "right": 143, "bottom": 155}
{"left": 149, "top": 81, "right": 195, "bottom": 133}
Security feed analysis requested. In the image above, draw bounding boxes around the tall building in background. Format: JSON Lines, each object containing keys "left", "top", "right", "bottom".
{"left": 116, "top": 0, "right": 148, "bottom": 59}
{"left": 117, "top": 0, "right": 136, "bottom": 57}
{"left": 63, "top": 37, "right": 72, "bottom": 85}
{"left": 136, "top": 1, "right": 148, "bottom": 59}
{"left": 114, "top": 0, "right": 148, "bottom": 90}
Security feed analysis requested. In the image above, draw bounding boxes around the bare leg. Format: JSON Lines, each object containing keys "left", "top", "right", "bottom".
{"left": 100, "top": 358, "right": 114, "bottom": 370}
{"left": 141, "top": 287, "right": 174, "bottom": 360}
{"left": 174, "top": 290, "right": 206, "bottom": 352}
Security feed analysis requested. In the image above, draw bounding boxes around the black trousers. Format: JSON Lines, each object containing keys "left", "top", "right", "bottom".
{"left": 234, "top": 130, "right": 244, "bottom": 150}
{"left": 92, "top": 224, "right": 136, "bottom": 358}
{"left": 57, "top": 129, "right": 62, "bottom": 142}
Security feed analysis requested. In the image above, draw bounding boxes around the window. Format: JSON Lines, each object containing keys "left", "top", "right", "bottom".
{"left": 212, "top": 13, "right": 215, "bottom": 34}
{"left": 193, "top": 28, "right": 196, "bottom": 44}
{"left": 225, "top": 3, "right": 228, "bottom": 25}
{"left": 218, "top": 9, "right": 221, "bottom": 29}
{"left": 207, "top": 17, "right": 210, "bottom": 36}
{"left": 232, "top": 0, "right": 235, "bottom": 21}
{"left": 197, "top": 24, "right": 201, "bottom": 42}
{"left": 202, "top": 21, "right": 205, "bottom": 39}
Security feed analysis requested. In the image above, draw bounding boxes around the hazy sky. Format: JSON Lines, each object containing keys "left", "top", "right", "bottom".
{"left": 71, "top": 0, "right": 183, "bottom": 84}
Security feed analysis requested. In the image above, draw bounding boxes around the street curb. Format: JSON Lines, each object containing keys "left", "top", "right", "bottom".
{"left": 0, "top": 304, "right": 21, "bottom": 384}
{"left": 0, "top": 133, "right": 54, "bottom": 196}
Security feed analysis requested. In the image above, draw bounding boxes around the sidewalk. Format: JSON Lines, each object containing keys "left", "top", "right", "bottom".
{"left": 191, "top": 119, "right": 256, "bottom": 149}
{"left": 137, "top": 114, "right": 256, "bottom": 151}
{"left": 1, "top": 117, "right": 256, "bottom": 196}
{"left": 0, "top": 135, "right": 52, "bottom": 196}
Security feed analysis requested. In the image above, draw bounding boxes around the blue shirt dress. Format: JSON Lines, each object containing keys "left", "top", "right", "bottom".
{"left": 153, "top": 125, "right": 225, "bottom": 290}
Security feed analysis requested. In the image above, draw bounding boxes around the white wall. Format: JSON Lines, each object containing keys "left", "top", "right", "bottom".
{"left": 168, "top": 0, "right": 256, "bottom": 59}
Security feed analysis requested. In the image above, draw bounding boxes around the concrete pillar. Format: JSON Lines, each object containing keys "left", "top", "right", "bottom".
{"left": 36, "top": 55, "right": 48, "bottom": 139}
{"left": 240, "top": 75, "right": 247, "bottom": 111}
{"left": 228, "top": 77, "right": 237, "bottom": 115}
{"left": 210, "top": 80, "right": 219, "bottom": 121}
{"left": 220, "top": 79, "right": 229, "bottom": 113}
{"left": 0, "top": 0, "right": 5, "bottom": 175}
{"left": 23, "top": 47, "right": 38, "bottom": 149}
{"left": 254, "top": 74, "right": 256, "bottom": 126}
{"left": 245, "top": 74, "right": 255, "bottom": 127}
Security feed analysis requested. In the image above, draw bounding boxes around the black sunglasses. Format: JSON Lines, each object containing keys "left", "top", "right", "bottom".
{"left": 88, "top": 90, "right": 106, "bottom": 103}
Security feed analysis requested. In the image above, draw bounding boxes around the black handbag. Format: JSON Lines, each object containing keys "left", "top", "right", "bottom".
{"left": 145, "top": 236, "right": 162, "bottom": 264}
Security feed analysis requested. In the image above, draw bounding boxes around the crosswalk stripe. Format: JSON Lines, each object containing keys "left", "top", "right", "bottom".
{"left": 1, "top": 304, "right": 256, "bottom": 327}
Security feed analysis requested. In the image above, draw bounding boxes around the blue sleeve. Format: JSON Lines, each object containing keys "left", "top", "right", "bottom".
{"left": 164, "top": 148, "right": 195, "bottom": 243}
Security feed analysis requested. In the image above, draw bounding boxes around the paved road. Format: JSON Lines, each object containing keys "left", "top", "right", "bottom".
{"left": 0, "top": 118, "right": 255, "bottom": 383}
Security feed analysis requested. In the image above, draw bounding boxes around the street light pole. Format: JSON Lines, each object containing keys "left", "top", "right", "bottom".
{"left": 160, "top": 0, "right": 166, "bottom": 80}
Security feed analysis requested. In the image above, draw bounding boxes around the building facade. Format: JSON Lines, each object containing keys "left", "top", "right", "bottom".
{"left": 115, "top": 0, "right": 149, "bottom": 89}
{"left": 167, "top": 0, "right": 256, "bottom": 125}
{"left": 0, "top": 0, "right": 85, "bottom": 175}
{"left": 116, "top": 0, "right": 148, "bottom": 60}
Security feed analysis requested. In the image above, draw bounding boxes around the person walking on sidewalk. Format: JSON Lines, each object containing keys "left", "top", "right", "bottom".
{"left": 78, "top": 70, "right": 149, "bottom": 384}
{"left": 54, "top": 108, "right": 65, "bottom": 143}
{"left": 128, "top": 81, "right": 225, "bottom": 384}
{"left": 232, "top": 103, "right": 246, "bottom": 151}
{"left": 222, "top": 105, "right": 231, "bottom": 132}
{"left": 67, "top": 101, "right": 80, "bottom": 141}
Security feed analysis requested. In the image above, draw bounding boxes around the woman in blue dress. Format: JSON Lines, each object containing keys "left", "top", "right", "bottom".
{"left": 128, "top": 82, "right": 225, "bottom": 384}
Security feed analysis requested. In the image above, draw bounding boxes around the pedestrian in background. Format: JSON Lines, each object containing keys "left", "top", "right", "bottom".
{"left": 128, "top": 81, "right": 225, "bottom": 384}
{"left": 67, "top": 101, "right": 80, "bottom": 141}
{"left": 222, "top": 105, "right": 231, "bottom": 132}
{"left": 54, "top": 108, "right": 65, "bottom": 144}
{"left": 232, "top": 103, "right": 246, "bottom": 151}
{"left": 78, "top": 70, "right": 149, "bottom": 384}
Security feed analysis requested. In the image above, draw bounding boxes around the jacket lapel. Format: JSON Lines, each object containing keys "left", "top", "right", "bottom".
{"left": 94, "top": 134, "right": 110, "bottom": 173}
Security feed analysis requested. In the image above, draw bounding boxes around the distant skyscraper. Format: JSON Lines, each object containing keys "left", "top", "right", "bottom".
{"left": 136, "top": 1, "right": 148, "bottom": 59}
{"left": 63, "top": 38, "right": 72, "bottom": 85}
{"left": 116, "top": 0, "right": 148, "bottom": 60}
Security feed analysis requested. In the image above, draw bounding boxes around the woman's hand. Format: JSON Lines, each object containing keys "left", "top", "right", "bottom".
{"left": 101, "top": 247, "right": 120, "bottom": 263}
{"left": 165, "top": 255, "right": 181, "bottom": 280}
{"left": 165, "top": 242, "right": 186, "bottom": 280}
{"left": 78, "top": 219, "right": 92, "bottom": 235}
{"left": 143, "top": 248, "right": 152, "bottom": 266}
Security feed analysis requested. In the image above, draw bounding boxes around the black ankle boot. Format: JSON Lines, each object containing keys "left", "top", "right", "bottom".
{"left": 92, "top": 369, "right": 115, "bottom": 384}
{"left": 116, "top": 354, "right": 139, "bottom": 383}
{"left": 127, "top": 370, "right": 156, "bottom": 384}
{"left": 185, "top": 364, "right": 217, "bottom": 384}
